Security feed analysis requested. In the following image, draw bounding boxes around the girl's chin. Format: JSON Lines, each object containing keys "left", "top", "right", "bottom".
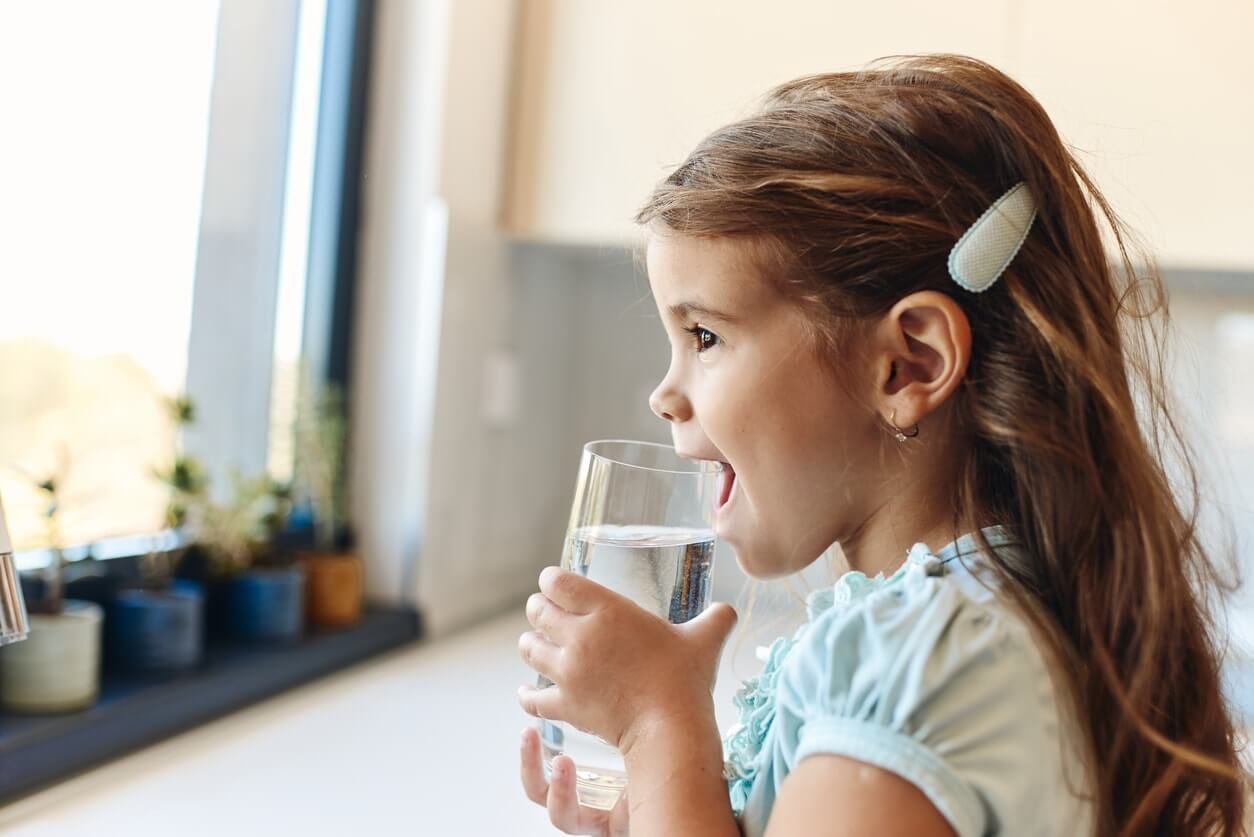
{"left": 727, "top": 527, "right": 782, "bottom": 579}
{"left": 729, "top": 544, "right": 786, "bottom": 581}
{"left": 717, "top": 493, "right": 790, "bottom": 578}
{"left": 722, "top": 526, "right": 805, "bottom": 581}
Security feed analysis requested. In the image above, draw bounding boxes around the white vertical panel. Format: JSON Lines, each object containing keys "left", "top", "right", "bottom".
{"left": 350, "top": 0, "right": 451, "bottom": 608}
{"left": 184, "top": 0, "right": 302, "bottom": 488}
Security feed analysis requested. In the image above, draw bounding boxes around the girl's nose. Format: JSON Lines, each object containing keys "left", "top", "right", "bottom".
{"left": 649, "top": 378, "right": 692, "bottom": 423}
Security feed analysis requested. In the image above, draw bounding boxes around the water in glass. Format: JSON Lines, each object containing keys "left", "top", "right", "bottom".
{"left": 538, "top": 523, "right": 715, "bottom": 810}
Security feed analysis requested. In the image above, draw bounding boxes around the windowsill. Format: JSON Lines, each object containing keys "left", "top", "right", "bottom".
{"left": 0, "top": 605, "right": 421, "bottom": 804}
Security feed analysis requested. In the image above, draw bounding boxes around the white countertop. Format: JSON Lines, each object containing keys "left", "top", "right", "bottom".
{"left": 0, "top": 606, "right": 777, "bottom": 836}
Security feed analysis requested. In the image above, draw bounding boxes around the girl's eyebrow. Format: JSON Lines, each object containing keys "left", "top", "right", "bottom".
{"left": 668, "top": 300, "right": 738, "bottom": 324}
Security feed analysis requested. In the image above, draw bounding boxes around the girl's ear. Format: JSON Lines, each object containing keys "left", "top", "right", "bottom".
{"left": 870, "top": 291, "right": 972, "bottom": 432}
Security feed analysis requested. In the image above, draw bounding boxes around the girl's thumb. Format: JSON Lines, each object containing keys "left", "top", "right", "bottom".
{"left": 686, "top": 601, "right": 738, "bottom": 655}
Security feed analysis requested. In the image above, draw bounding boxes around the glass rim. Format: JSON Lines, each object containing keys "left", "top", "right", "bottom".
{"left": 583, "top": 439, "right": 721, "bottom": 475}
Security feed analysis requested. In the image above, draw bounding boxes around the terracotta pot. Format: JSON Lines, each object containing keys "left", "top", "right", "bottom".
{"left": 301, "top": 551, "right": 362, "bottom": 627}
{"left": 0, "top": 600, "right": 102, "bottom": 713}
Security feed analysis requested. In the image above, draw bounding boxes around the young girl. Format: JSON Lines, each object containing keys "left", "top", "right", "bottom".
{"left": 516, "top": 54, "right": 1247, "bottom": 836}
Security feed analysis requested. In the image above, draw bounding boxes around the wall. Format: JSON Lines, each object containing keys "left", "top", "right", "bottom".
{"left": 506, "top": 0, "right": 1254, "bottom": 271}
{"left": 1166, "top": 291, "right": 1254, "bottom": 649}
{"left": 351, "top": 0, "right": 1254, "bottom": 640}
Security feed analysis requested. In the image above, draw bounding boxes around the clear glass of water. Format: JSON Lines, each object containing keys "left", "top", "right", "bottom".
{"left": 537, "top": 440, "right": 720, "bottom": 810}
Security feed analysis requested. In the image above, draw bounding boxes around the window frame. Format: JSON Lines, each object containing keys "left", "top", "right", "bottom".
{"left": 12, "top": 0, "right": 375, "bottom": 569}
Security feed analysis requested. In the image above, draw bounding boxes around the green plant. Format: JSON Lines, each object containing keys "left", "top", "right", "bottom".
{"left": 154, "top": 394, "right": 207, "bottom": 530}
{"left": 149, "top": 394, "right": 294, "bottom": 578}
{"left": 188, "top": 471, "right": 276, "bottom": 573}
{"left": 294, "top": 384, "right": 349, "bottom": 551}
{"left": 261, "top": 477, "right": 294, "bottom": 546}
{"left": 144, "top": 395, "right": 208, "bottom": 587}
{"left": 11, "top": 447, "right": 71, "bottom": 615}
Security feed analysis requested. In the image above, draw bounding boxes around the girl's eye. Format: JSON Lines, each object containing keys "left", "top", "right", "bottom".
{"left": 685, "top": 325, "right": 721, "bottom": 354}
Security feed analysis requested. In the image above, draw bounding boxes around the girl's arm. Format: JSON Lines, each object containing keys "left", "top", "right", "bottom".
{"left": 621, "top": 707, "right": 741, "bottom": 837}
{"left": 763, "top": 755, "right": 955, "bottom": 837}
{"left": 623, "top": 728, "right": 957, "bottom": 837}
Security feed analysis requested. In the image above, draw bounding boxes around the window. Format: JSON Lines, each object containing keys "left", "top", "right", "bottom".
{"left": 0, "top": 0, "right": 332, "bottom": 564}
{"left": 0, "top": 2, "right": 220, "bottom": 554}
{"left": 0, "top": 3, "right": 408, "bottom": 804}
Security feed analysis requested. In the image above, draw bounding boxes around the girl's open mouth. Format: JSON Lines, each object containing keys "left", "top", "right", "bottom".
{"left": 718, "top": 462, "right": 736, "bottom": 510}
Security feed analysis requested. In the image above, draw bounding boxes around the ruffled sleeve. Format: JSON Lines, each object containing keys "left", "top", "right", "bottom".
{"left": 772, "top": 560, "right": 1063, "bottom": 837}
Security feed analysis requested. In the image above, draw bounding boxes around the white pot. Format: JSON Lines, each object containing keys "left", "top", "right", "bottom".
{"left": 0, "top": 599, "right": 102, "bottom": 713}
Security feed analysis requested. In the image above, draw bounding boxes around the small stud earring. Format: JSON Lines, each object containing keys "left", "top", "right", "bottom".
{"left": 889, "top": 409, "right": 920, "bottom": 442}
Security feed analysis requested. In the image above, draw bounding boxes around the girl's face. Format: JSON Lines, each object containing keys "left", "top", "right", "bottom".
{"left": 647, "top": 233, "right": 883, "bottom": 578}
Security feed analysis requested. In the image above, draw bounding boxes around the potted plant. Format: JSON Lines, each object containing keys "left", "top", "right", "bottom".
{"left": 212, "top": 472, "right": 305, "bottom": 643}
{"left": 148, "top": 394, "right": 304, "bottom": 646}
{"left": 0, "top": 453, "right": 103, "bottom": 713}
{"left": 294, "top": 385, "right": 362, "bottom": 628}
{"left": 106, "top": 395, "right": 206, "bottom": 675}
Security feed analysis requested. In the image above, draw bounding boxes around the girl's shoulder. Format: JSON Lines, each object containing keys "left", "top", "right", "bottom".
{"left": 762, "top": 531, "right": 1093, "bottom": 836}
{"left": 777, "top": 536, "right": 1051, "bottom": 721}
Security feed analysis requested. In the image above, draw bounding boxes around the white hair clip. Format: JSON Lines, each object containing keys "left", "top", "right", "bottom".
{"left": 947, "top": 181, "right": 1037, "bottom": 293}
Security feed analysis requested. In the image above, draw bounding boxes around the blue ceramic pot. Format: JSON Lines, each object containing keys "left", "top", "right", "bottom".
{"left": 108, "top": 581, "right": 204, "bottom": 673}
{"left": 229, "top": 567, "right": 305, "bottom": 643}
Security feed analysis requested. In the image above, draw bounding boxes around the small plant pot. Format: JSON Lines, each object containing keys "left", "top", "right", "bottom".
{"left": 173, "top": 548, "right": 234, "bottom": 641}
{"left": 0, "top": 600, "right": 102, "bottom": 713}
{"left": 229, "top": 566, "right": 305, "bottom": 643}
{"left": 302, "top": 551, "right": 363, "bottom": 628}
{"left": 108, "top": 581, "right": 204, "bottom": 674}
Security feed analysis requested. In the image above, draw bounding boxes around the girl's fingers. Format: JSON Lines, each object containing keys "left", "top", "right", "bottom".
{"left": 519, "top": 727, "right": 550, "bottom": 805}
{"left": 547, "top": 755, "right": 598, "bottom": 834}
{"left": 520, "top": 732, "right": 616, "bottom": 836}
{"left": 538, "top": 566, "right": 601, "bottom": 614}
{"left": 608, "top": 789, "right": 630, "bottom": 837}
{"left": 517, "top": 681, "right": 564, "bottom": 720}
{"left": 526, "top": 592, "right": 575, "bottom": 643}
{"left": 517, "top": 631, "right": 561, "bottom": 682}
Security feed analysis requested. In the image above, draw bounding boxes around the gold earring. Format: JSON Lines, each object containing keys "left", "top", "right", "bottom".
{"left": 889, "top": 409, "right": 920, "bottom": 442}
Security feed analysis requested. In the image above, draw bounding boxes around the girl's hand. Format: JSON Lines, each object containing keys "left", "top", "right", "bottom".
{"left": 516, "top": 566, "right": 737, "bottom": 757}
{"left": 519, "top": 726, "right": 630, "bottom": 836}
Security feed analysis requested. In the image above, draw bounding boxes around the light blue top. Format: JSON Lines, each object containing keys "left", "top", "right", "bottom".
{"left": 723, "top": 527, "right": 1093, "bottom": 837}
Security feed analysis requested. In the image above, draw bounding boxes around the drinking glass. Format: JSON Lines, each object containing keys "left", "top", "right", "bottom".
{"left": 536, "top": 440, "right": 720, "bottom": 810}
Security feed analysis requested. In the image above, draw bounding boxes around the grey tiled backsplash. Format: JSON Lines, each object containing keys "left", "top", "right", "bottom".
{"left": 1173, "top": 293, "right": 1254, "bottom": 670}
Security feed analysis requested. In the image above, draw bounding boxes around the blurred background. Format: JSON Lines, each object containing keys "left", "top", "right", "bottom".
{"left": 0, "top": 0, "right": 1251, "bottom": 834}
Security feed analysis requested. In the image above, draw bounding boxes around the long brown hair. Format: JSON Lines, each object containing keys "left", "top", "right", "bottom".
{"left": 637, "top": 54, "right": 1246, "bottom": 835}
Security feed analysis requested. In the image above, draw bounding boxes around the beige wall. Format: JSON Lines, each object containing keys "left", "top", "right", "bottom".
{"left": 352, "top": 0, "right": 1254, "bottom": 636}
{"left": 506, "top": 0, "right": 1254, "bottom": 270}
